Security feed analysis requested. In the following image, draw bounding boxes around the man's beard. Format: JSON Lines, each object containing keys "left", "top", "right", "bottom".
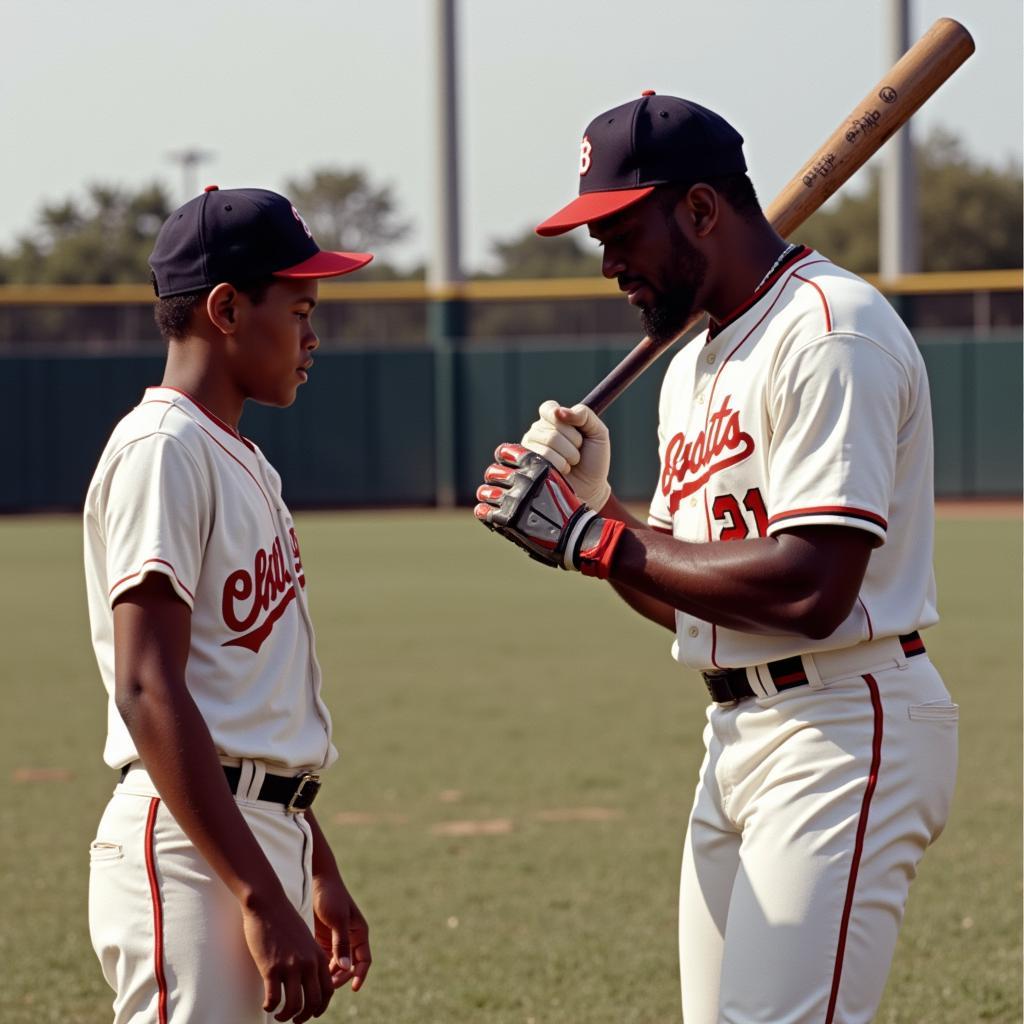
{"left": 638, "top": 229, "right": 708, "bottom": 344}
{"left": 640, "top": 287, "right": 700, "bottom": 344}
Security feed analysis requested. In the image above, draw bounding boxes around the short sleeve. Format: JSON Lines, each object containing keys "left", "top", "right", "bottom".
{"left": 765, "top": 332, "right": 909, "bottom": 545}
{"left": 101, "top": 433, "right": 209, "bottom": 608}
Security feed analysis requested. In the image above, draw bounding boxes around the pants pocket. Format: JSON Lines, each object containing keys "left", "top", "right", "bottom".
{"left": 89, "top": 839, "right": 124, "bottom": 864}
{"left": 907, "top": 701, "right": 960, "bottom": 721}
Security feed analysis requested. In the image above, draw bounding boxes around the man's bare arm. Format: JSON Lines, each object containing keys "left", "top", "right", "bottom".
{"left": 607, "top": 518, "right": 874, "bottom": 639}
{"left": 599, "top": 493, "right": 677, "bottom": 632}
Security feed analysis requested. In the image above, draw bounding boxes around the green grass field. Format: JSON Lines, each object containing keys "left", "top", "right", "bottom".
{"left": 1, "top": 511, "right": 1020, "bottom": 1023}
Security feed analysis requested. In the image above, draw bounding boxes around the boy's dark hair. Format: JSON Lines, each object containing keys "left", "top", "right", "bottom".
{"left": 153, "top": 277, "right": 276, "bottom": 342}
{"left": 656, "top": 173, "right": 762, "bottom": 221}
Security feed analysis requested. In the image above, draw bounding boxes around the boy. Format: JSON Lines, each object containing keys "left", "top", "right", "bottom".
{"left": 85, "top": 186, "right": 372, "bottom": 1023}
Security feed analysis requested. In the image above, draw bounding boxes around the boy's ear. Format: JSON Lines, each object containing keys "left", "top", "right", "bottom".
{"left": 206, "top": 283, "right": 239, "bottom": 334}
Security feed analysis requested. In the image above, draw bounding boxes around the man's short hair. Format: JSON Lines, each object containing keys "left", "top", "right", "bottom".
{"left": 153, "top": 278, "right": 275, "bottom": 342}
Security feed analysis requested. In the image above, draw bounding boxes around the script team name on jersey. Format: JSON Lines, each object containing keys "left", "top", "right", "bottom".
{"left": 661, "top": 394, "right": 754, "bottom": 514}
{"left": 221, "top": 528, "right": 306, "bottom": 653}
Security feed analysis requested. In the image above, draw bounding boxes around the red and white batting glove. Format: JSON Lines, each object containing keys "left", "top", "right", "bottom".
{"left": 521, "top": 401, "right": 612, "bottom": 510}
{"left": 474, "top": 443, "right": 625, "bottom": 580}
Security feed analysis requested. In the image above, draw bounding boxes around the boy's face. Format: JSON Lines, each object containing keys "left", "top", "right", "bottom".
{"left": 230, "top": 278, "right": 320, "bottom": 407}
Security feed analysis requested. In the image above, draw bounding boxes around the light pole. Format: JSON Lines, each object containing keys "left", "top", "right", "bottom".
{"left": 167, "top": 149, "right": 214, "bottom": 204}
{"left": 880, "top": 0, "right": 919, "bottom": 278}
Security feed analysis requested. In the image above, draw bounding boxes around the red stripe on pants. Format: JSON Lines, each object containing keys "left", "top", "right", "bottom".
{"left": 144, "top": 798, "right": 169, "bottom": 1024}
{"left": 825, "top": 674, "right": 884, "bottom": 1024}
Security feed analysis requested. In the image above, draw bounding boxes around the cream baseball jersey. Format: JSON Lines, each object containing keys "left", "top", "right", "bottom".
{"left": 648, "top": 247, "right": 938, "bottom": 671}
{"left": 84, "top": 386, "right": 336, "bottom": 771}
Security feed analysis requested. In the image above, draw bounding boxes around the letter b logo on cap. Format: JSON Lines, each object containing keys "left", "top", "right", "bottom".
{"left": 579, "top": 136, "right": 592, "bottom": 176}
{"left": 290, "top": 205, "right": 313, "bottom": 239}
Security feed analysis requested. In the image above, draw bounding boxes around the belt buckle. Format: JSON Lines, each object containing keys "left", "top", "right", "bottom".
{"left": 286, "top": 772, "right": 321, "bottom": 813}
{"left": 702, "top": 671, "right": 739, "bottom": 707}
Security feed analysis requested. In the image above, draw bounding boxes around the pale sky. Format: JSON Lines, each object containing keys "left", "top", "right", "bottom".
{"left": 2, "top": 0, "right": 1020, "bottom": 273}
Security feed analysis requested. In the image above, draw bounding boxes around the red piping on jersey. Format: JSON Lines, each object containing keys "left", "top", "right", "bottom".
{"left": 144, "top": 798, "right": 170, "bottom": 1024}
{"left": 147, "top": 386, "right": 256, "bottom": 451}
{"left": 707, "top": 246, "right": 811, "bottom": 340}
{"left": 793, "top": 272, "right": 832, "bottom": 332}
{"left": 141, "top": 393, "right": 275, "bottom": 520}
{"left": 702, "top": 491, "right": 722, "bottom": 669}
{"left": 109, "top": 558, "right": 195, "bottom": 601}
{"left": 825, "top": 673, "right": 884, "bottom": 1024}
{"left": 193, "top": 421, "right": 275, "bottom": 520}
{"left": 768, "top": 505, "right": 887, "bottom": 530}
{"left": 858, "top": 597, "right": 875, "bottom": 641}
{"left": 704, "top": 259, "right": 832, "bottom": 430}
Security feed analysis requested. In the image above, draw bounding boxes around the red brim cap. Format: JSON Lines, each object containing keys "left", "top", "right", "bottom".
{"left": 535, "top": 186, "right": 655, "bottom": 237}
{"left": 274, "top": 249, "right": 374, "bottom": 279}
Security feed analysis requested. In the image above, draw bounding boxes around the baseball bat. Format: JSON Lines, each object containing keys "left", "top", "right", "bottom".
{"left": 579, "top": 16, "right": 975, "bottom": 415}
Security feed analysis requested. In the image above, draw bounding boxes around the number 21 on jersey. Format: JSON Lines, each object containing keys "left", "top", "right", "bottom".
{"left": 711, "top": 487, "right": 769, "bottom": 540}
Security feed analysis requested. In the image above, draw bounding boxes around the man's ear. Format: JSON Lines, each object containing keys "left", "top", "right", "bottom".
{"left": 206, "top": 283, "right": 240, "bottom": 335}
{"left": 681, "top": 184, "right": 720, "bottom": 239}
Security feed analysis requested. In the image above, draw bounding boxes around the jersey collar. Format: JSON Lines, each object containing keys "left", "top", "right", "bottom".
{"left": 144, "top": 386, "right": 257, "bottom": 452}
{"left": 706, "top": 245, "right": 810, "bottom": 341}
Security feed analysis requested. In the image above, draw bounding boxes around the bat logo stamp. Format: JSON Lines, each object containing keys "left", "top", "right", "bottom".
{"left": 802, "top": 153, "right": 837, "bottom": 188}
{"left": 879, "top": 86, "right": 898, "bottom": 104}
{"left": 845, "top": 108, "right": 882, "bottom": 144}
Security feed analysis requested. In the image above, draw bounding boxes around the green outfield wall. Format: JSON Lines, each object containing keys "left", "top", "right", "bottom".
{"left": 0, "top": 334, "right": 1019, "bottom": 512}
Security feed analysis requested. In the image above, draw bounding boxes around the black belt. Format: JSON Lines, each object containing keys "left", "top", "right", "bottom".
{"left": 119, "top": 763, "right": 321, "bottom": 813}
{"left": 701, "top": 632, "right": 926, "bottom": 705}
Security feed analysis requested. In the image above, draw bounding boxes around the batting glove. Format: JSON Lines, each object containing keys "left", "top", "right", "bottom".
{"left": 521, "top": 401, "right": 612, "bottom": 511}
{"left": 474, "top": 443, "right": 625, "bottom": 579}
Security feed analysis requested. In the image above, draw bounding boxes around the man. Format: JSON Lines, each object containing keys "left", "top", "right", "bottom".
{"left": 85, "top": 186, "right": 371, "bottom": 1023}
{"left": 475, "top": 92, "right": 958, "bottom": 1023}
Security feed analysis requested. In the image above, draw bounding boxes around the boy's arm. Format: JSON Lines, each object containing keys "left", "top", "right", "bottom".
{"left": 305, "top": 809, "right": 372, "bottom": 991}
{"left": 113, "top": 572, "right": 334, "bottom": 1024}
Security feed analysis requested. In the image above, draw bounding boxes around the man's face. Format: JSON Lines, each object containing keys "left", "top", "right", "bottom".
{"left": 588, "top": 191, "right": 708, "bottom": 344}
{"left": 230, "top": 278, "right": 320, "bottom": 408}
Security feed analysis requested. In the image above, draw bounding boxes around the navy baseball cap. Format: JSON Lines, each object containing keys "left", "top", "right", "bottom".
{"left": 149, "top": 186, "right": 374, "bottom": 297}
{"left": 536, "top": 91, "right": 747, "bottom": 237}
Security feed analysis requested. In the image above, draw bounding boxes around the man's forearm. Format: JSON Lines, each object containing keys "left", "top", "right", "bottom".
{"left": 600, "top": 493, "right": 677, "bottom": 632}
{"left": 606, "top": 523, "right": 872, "bottom": 639}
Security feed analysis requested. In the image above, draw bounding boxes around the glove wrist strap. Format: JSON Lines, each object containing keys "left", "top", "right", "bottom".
{"left": 562, "top": 509, "right": 599, "bottom": 570}
{"left": 574, "top": 517, "right": 627, "bottom": 580}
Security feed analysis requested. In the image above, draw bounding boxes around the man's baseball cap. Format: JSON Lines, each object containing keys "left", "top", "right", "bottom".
{"left": 535, "top": 91, "right": 746, "bottom": 237}
{"left": 149, "top": 186, "right": 374, "bottom": 298}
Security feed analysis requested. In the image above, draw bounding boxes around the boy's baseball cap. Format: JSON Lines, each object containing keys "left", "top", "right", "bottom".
{"left": 149, "top": 186, "right": 374, "bottom": 297}
{"left": 535, "top": 91, "right": 746, "bottom": 237}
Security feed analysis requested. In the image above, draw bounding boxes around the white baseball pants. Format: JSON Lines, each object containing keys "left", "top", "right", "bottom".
{"left": 89, "top": 761, "right": 314, "bottom": 1023}
{"left": 679, "top": 644, "right": 958, "bottom": 1024}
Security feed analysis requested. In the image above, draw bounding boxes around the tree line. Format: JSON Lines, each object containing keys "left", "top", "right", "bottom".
{"left": 0, "top": 130, "right": 1019, "bottom": 287}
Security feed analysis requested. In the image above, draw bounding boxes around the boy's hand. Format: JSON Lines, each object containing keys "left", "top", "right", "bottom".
{"left": 313, "top": 875, "right": 372, "bottom": 992}
{"left": 241, "top": 896, "right": 334, "bottom": 1023}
